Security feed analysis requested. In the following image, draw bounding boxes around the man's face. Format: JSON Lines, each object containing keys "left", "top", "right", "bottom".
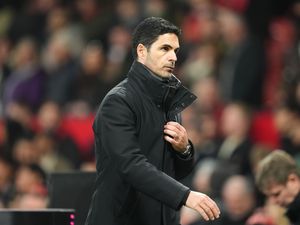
{"left": 264, "top": 174, "right": 300, "bottom": 207}
{"left": 137, "top": 33, "right": 179, "bottom": 78}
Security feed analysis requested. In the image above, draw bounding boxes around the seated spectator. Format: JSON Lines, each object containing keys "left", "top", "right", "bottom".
{"left": 34, "top": 133, "right": 74, "bottom": 173}
{"left": 34, "top": 101, "right": 81, "bottom": 168}
{"left": 43, "top": 32, "right": 79, "bottom": 106}
{"left": 3, "top": 38, "right": 46, "bottom": 112}
{"left": 197, "top": 102, "right": 254, "bottom": 177}
{"left": 9, "top": 164, "right": 48, "bottom": 209}
{"left": 71, "top": 42, "right": 108, "bottom": 110}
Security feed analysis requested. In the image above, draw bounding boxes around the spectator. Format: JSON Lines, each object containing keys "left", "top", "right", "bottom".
{"left": 3, "top": 38, "right": 46, "bottom": 112}
{"left": 256, "top": 150, "right": 300, "bottom": 225}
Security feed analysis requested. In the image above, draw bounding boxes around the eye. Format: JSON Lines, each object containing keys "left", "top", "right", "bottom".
{"left": 272, "top": 191, "right": 281, "bottom": 197}
{"left": 161, "top": 46, "right": 169, "bottom": 51}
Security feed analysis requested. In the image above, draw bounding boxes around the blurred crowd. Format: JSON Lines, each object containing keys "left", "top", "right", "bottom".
{"left": 0, "top": 0, "right": 300, "bottom": 224}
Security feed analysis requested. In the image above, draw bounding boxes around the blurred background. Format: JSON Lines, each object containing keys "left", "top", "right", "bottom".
{"left": 0, "top": 0, "right": 300, "bottom": 224}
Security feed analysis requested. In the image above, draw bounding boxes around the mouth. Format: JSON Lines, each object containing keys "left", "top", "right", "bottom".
{"left": 164, "top": 66, "right": 174, "bottom": 72}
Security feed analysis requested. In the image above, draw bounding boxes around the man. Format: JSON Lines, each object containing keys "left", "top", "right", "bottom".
{"left": 85, "top": 17, "right": 220, "bottom": 225}
{"left": 256, "top": 150, "right": 300, "bottom": 225}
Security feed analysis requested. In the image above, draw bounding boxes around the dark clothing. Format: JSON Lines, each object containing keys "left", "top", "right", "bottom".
{"left": 46, "top": 60, "right": 78, "bottom": 106}
{"left": 286, "top": 192, "right": 300, "bottom": 225}
{"left": 3, "top": 66, "right": 46, "bottom": 112}
{"left": 71, "top": 71, "right": 119, "bottom": 111}
{"left": 85, "top": 61, "right": 196, "bottom": 225}
{"left": 218, "top": 35, "right": 265, "bottom": 108}
{"left": 197, "top": 138, "right": 253, "bottom": 176}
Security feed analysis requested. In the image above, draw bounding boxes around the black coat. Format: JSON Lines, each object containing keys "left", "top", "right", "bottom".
{"left": 85, "top": 61, "right": 197, "bottom": 225}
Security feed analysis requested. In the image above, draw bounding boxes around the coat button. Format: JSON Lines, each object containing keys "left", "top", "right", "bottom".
{"left": 181, "top": 103, "right": 185, "bottom": 107}
{"left": 157, "top": 104, "right": 161, "bottom": 108}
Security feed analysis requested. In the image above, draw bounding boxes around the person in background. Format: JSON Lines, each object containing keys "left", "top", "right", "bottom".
{"left": 255, "top": 150, "right": 300, "bottom": 225}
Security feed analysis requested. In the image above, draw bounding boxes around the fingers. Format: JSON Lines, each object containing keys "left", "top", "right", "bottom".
{"left": 196, "top": 197, "right": 220, "bottom": 221}
{"left": 164, "top": 122, "right": 187, "bottom": 145}
{"left": 194, "top": 203, "right": 215, "bottom": 221}
{"left": 164, "top": 121, "right": 184, "bottom": 133}
{"left": 186, "top": 191, "right": 221, "bottom": 221}
{"left": 164, "top": 133, "right": 186, "bottom": 151}
{"left": 164, "top": 129, "right": 178, "bottom": 140}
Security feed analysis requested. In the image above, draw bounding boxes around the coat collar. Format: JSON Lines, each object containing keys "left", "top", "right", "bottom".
{"left": 127, "top": 61, "right": 197, "bottom": 112}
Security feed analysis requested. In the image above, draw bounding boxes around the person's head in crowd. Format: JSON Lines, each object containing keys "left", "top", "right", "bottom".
{"left": 107, "top": 25, "right": 131, "bottom": 60}
{"left": 12, "top": 138, "right": 39, "bottom": 165}
{"left": 10, "top": 163, "right": 48, "bottom": 209}
{"left": 75, "top": 0, "right": 101, "bottom": 22}
{"left": 81, "top": 41, "right": 105, "bottom": 76}
{"left": 274, "top": 105, "right": 297, "bottom": 136}
{"left": 222, "top": 175, "right": 256, "bottom": 220}
{"left": 36, "top": 101, "right": 61, "bottom": 133}
{"left": 42, "top": 32, "right": 75, "bottom": 70}
{"left": 105, "top": 25, "right": 132, "bottom": 78}
{"left": 187, "top": 0, "right": 215, "bottom": 14}
{"left": 46, "top": 7, "right": 71, "bottom": 34}
{"left": 114, "top": 0, "right": 141, "bottom": 29}
{"left": 221, "top": 102, "right": 252, "bottom": 139}
{"left": 144, "top": 0, "right": 167, "bottom": 18}
{"left": 182, "top": 0, "right": 218, "bottom": 44}
{"left": 192, "top": 76, "right": 220, "bottom": 112}
{"left": 217, "top": 5, "right": 247, "bottom": 46}
{"left": 34, "top": 132, "right": 55, "bottom": 156}
{"left": 10, "top": 38, "right": 38, "bottom": 69}
{"left": 14, "top": 163, "right": 47, "bottom": 195}
{"left": 29, "top": 0, "right": 58, "bottom": 13}
{"left": 256, "top": 150, "right": 300, "bottom": 208}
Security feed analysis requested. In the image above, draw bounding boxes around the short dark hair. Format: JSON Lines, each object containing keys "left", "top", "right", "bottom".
{"left": 131, "top": 17, "right": 181, "bottom": 59}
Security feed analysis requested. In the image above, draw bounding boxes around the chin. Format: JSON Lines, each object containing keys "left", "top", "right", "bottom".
{"left": 163, "top": 71, "right": 173, "bottom": 77}
{"left": 156, "top": 72, "right": 170, "bottom": 78}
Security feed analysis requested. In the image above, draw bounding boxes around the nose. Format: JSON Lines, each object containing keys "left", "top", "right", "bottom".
{"left": 169, "top": 50, "right": 177, "bottom": 62}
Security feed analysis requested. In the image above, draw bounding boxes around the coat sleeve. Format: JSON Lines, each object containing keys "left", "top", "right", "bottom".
{"left": 174, "top": 140, "right": 195, "bottom": 180}
{"left": 94, "top": 93, "right": 190, "bottom": 210}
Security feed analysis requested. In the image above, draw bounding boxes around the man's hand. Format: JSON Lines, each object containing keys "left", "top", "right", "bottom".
{"left": 164, "top": 121, "right": 188, "bottom": 153}
{"left": 185, "top": 191, "right": 220, "bottom": 221}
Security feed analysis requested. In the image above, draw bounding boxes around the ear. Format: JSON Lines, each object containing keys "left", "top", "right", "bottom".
{"left": 137, "top": 43, "right": 147, "bottom": 62}
{"left": 287, "top": 173, "right": 300, "bottom": 195}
